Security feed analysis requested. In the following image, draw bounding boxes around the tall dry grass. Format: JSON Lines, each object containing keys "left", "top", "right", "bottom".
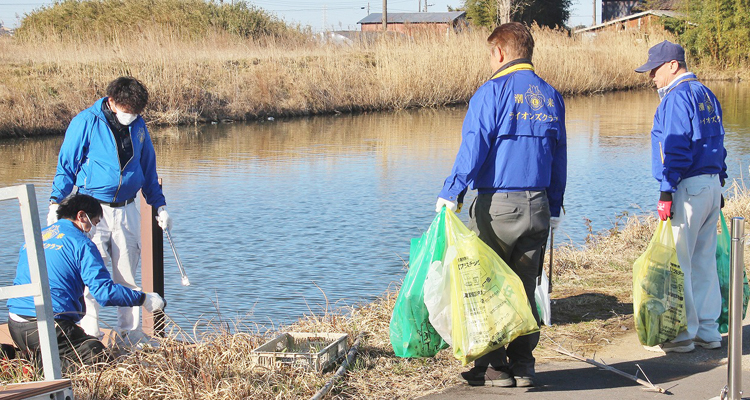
{"left": 4, "top": 181, "right": 745, "bottom": 399}
{"left": 0, "top": 26, "right": 670, "bottom": 138}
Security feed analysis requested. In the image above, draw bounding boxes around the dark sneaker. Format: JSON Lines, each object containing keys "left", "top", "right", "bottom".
{"left": 515, "top": 376, "right": 534, "bottom": 387}
{"left": 644, "top": 339, "right": 694, "bottom": 353}
{"left": 460, "top": 365, "right": 487, "bottom": 382}
{"left": 694, "top": 337, "right": 721, "bottom": 349}
{"left": 464, "top": 367, "right": 515, "bottom": 387}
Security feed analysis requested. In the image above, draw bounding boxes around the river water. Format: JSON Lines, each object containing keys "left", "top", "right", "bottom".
{"left": 1, "top": 84, "right": 749, "bottom": 332}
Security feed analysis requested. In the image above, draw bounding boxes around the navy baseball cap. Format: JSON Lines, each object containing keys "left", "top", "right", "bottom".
{"left": 635, "top": 40, "right": 685, "bottom": 73}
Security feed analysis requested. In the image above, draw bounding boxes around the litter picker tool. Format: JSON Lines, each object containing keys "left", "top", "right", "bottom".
{"left": 548, "top": 227, "right": 554, "bottom": 293}
{"left": 164, "top": 228, "right": 190, "bottom": 286}
{"left": 550, "top": 340, "right": 670, "bottom": 394}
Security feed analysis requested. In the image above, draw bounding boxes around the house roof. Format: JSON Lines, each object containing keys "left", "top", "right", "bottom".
{"left": 574, "top": 9, "right": 683, "bottom": 33}
{"left": 357, "top": 11, "right": 466, "bottom": 24}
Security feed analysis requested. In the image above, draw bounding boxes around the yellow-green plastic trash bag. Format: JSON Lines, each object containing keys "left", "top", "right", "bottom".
{"left": 716, "top": 211, "right": 750, "bottom": 333}
{"left": 443, "top": 209, "right": 539, "bottom": 365}
{"left": 633, "top": 219, "right": 687, "bottom": 346}
{"left": 389, "top": 209, "right": 449, "bottom": 358}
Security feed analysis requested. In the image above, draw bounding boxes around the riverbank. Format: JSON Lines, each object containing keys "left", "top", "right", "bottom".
{"left": 0, "top": 27, "right": 675, "bottom": 138}
{"left": 5, "top": 182, "right": 747, "bottom": 399}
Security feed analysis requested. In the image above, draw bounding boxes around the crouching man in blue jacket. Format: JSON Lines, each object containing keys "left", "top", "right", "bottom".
{"left": 436, "top": 23, "right": 567, "bottom": 388}
{"left": 7, "top": 194, "right": 164, "bottom": 371}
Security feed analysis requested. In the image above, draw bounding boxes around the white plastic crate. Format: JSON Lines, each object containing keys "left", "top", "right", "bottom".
{"left": 251, "top": 332, "right": 348, "bottom": 371}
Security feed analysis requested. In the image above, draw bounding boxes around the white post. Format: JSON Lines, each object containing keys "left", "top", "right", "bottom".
{"left": 727, "top": 217, "right": 744, "bottom": 400}
{"left": 0, "top": 184, "right": 62, "bottom": 381}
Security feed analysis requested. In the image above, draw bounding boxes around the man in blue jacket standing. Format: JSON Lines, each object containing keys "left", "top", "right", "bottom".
{"left": 8, "top": 194, "right": 164, "bottom": 371}
{"left": 635, "top": 41, "right": 727, "bottom": 353}
{"left": 47, "top": 77, "right": 173, "bottom": 345}
{"left": 436, "top": 23, "right": 567, "bottom": 388}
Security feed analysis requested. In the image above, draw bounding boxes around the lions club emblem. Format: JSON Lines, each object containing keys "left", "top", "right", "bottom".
{"left": 42, "top": 225, "right": 60, "bottom": 241}
{"left": 525, "top": 85, "right": 546, "bottom": 111}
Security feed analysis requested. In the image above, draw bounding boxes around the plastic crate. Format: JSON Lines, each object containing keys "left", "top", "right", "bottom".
{"left": 251, "top": 332, "right": 348, "bottom": 371}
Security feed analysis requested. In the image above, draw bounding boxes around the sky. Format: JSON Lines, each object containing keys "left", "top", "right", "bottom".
{"left": 0, "top": 0, "right": 601, "bottom": 31}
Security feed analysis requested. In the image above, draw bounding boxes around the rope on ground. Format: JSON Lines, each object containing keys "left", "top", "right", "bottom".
{"left": 310, "top": 332, "right": 364, "bottom": 400}
{"left": 545, "top": 334, "right": 670, "bottom": 395}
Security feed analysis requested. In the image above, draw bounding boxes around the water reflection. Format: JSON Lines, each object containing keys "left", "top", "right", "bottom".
{"left": 0, "top": 84, "right": 748, "bottom": 330}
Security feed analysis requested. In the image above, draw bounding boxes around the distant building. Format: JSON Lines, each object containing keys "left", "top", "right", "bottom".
{"left": 357, "top": 12, "right": 468, "bottom": 35}
{"left": 576, "top": 0, "right": 683, "bottom": 34}
{"left": 602, "top": 0, "right": 681, "bottom": 21}
{"left": 0, "top": 25, "right": 13, "bottom": 37}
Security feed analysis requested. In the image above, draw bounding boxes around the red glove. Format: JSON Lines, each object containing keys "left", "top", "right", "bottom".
{"left": 657, "top": 201, "right": 672, "bottom": 221}
{"left": 657, "top": 191, "right": 673, "bottom": 221}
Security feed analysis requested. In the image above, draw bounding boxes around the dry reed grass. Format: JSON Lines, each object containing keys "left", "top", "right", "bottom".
{"left": 4, "top": 183, "right": 742, "bottom": 399}
{"left": 0, "top": 26, "right": 670, "bottom": 138}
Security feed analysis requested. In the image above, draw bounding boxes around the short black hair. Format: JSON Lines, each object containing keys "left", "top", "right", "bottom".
{"left": 106, "top": 76, "right": 149, "bottom": 114}
{"left": 57, "top": 194, "right": 103, "bottom": 221}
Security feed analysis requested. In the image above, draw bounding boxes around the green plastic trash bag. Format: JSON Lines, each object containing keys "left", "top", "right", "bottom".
{"left": 633, "top": 220, "right": 687, "bottom": 346}
{"left": 389, "top": 209, "right": 449, "bottom": 358}
{"left": 716, "top": 211, "right": 750, "bottom": 334}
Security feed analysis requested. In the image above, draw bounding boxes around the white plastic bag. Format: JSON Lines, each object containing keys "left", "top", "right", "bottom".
{"left": 534, "top": 273, "right": 551, "bottom": 326}
{"left": 423, "top": 248, "right": 456, "bottom": 346}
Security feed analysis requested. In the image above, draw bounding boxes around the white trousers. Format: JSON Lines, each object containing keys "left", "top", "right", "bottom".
{"left": 671, "top": 174, "right": 722, "bottom": 343}
{"left": 80, "top": 201, "right": 142, "bottom": 337}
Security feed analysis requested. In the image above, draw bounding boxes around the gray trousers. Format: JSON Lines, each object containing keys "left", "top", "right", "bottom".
{"left": 468, "top": 191, "right": 550, "bottom": 378}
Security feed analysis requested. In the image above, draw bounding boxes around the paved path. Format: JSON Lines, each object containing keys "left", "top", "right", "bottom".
{"left": 419, "top": 319, "right": 750, "bottom": 400}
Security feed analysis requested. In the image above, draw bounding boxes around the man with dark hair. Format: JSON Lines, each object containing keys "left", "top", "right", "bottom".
{"left": 635, "top": 40, "right": 727, "bottom": 353}
{"left": 436, "top": 22, "right": 566, "bottom": 388}
{"left": 7, "top": 194, "right": 164, "bottom": 371}
{"left": 47, "top": 76, "right": 173, "bottom": 346}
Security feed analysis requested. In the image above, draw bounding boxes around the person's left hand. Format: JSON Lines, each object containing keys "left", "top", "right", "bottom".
{"left": 550, "top": 216, "right": 563, "bottom": 230}
{"left": 658, "top": 192, "right": 673, "bottom": 221}
{"left": 156, "top": 206, "right": 173, "bottom": 231}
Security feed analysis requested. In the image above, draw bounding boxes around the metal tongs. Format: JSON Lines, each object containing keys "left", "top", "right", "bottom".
{"left": 164, "top": 228, "right": 190, "bottom": 286}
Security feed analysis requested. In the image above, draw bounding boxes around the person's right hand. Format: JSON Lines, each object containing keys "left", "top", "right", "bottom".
{"left": 47, "top": 203, "right": 59, "bottom": 226}
{"left": 142, "top": 292, "right": 165, "bottom": 312}
{"left": 435, "top": 197, "right": 457, "bottom": 213}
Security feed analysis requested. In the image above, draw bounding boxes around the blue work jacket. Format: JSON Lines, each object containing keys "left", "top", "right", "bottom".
{"left": 7, "top": 220, "right": 144, "bottom": 322}
{"left": 651, "top": 73, "right": 728, "bottom": 192}
{"left": 50, "top": 97, "right": 166, "bottom": 208}
{"left": 439, "top": 62, "right": 567, "bottom": 216}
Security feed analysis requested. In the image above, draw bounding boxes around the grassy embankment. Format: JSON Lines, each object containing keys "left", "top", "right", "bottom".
{"left": 0, "top": 0, "right": 673, "bottom": 138}
{"left": 3, "top": 181, "right": 748, "bottom": 399}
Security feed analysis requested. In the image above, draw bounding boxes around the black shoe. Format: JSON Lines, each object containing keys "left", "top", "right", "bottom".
{"left": 463, "top": 367, "right": 515, "bottom": 387}
{"left": 460, "top": 365, "right": 487, "bottom": 382}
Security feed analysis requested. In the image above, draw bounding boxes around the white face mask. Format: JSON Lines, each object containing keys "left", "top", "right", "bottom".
{"left": 85, "top": 213, "right": 97, "bottom": 238}
{"left": 115, "top": 111, "right": 138, "bottom": 126}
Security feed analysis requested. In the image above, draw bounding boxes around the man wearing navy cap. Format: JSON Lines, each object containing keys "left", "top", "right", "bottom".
{"left": 636, "top": 40, "right": 727, "bottom": 353}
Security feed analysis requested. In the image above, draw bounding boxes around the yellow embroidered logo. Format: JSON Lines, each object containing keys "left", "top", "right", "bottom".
{"left": 42, "top": 225, "right": 60, "bottom": 242}
{"left": 525, "top": 85, "right": 546, "bottom": 111}
{"left": 138, "top": 128, "right": 146, "bottom": 143}
{"left": 703, "top": 92, "right": 714, "bottom": 116}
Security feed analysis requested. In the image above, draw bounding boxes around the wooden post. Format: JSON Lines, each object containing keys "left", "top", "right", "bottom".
{"left": 140, "top": 179, "right": 165, "bottom": 337}
{"left": 382, "top": 0, "right": 387, "bottom": 31}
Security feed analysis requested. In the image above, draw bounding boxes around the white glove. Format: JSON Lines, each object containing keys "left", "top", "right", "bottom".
{"left": 550, "top": 216, "right": 563, "bottom": 231}
{"left": 47, "top": 203, "right": 59, "bottom": 226}
{"left": 435, "top": 197, "right": 458, "bottom": 213}
{"left": 142, "top": 292, "right": 165, "bottom": 312}
{"left": 156, "top": 206, "right": 172, "bottom": 231}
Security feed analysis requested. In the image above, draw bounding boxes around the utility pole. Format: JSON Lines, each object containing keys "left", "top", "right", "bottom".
{"left": 592, "top": 0, "right": 596, "bottom": 26}
{"left": 382, "top": 0, "right": 387, "bottom": 31}
{"left": 419, "top": 0, "right": 421, "bottom": 12}
{"left": 323, "top": 4, "right": 327, "bottom": 31}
